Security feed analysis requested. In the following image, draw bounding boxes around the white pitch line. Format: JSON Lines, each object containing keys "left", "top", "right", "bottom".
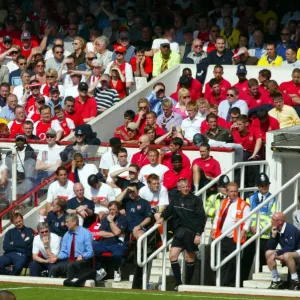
{"left": 1, "top": 287, "right": 32, "bottom": 290}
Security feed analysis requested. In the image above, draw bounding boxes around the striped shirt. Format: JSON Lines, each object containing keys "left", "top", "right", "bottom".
{"left": 94, "top": 88, "right": 120, "bottom": 112}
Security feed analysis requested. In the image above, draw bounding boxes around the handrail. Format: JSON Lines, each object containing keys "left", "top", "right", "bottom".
{"left": 210, "top": 170, "right": 300, "bottom": 287}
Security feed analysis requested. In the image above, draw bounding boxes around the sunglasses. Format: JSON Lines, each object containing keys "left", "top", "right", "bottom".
{"left": 46, "top": 76, "right": 55, "bottom": 78}
{"left": 55, "top": 51, "right": 63, "bottom": 54}
{"left": 227, "top": 94, "right": 234, "bottom": 97}
{"left": 116, "top": 51, "right": 125, "bottom": 55}
{"left": 46, "top": 135, "right": 56, "bottom": 139}
{"left": 11, "top": 51, "right": 19, "bottom": 54}
{"left": 40, "top": 230, "right": 49, "bottom": 234}
{"left": 4, "top": 41, "right": 12, "bottom": 44}
{"left": 157, "top": 89, "right": 165, "bottom": 93}
{"left": 281, "top": 33, "right": 289, "bottom": 36}
{"left": 194, "top": 45, "right": 203, "bottom": 48}
{"left": 31, "top": 86, "right": 40, "bottom": 90}
{"left": 161, "top": 45, "right": 170, "bottom": 49}
{"left": 87, "top": 57, "right": 96, "bottom": 61}
{"left": 93, "top": 66, "right": 101, "bottom": 69}
{"left": 19, "top": 62, "right": 26, "bottom": 66}
{"left": 75, "top": 134, "right": 84, "bottom": 137}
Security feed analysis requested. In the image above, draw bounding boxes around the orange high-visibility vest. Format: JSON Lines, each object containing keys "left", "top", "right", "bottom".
{"left": 215, "top": 198, "right": 249, "bottom": 243}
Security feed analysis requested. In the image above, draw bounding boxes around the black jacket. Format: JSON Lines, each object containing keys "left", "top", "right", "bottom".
{"left": 161, "top": 191, "right": 207, "bottom": 235}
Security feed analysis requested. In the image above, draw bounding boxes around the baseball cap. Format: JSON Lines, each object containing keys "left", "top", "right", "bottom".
{"left": 75, "top": 128, "right": 84, "bottom": 136}
{"left": 49, "top": 86, "right": 59, "bottom": 93}
{"left": 127, "top": 122, "right": 138, "bottom": 130}
{"left": 46, "top": 128, "right": 56, "bottom": 136}
{"left": 236, "top": 64, "right": 247, "bottom": 74}
{"left": 21, "top": 31, "right": 31, "bottom": 40}
{"left": 3, "top": 36, "right": 12, "bottom": 43}
{"left": 115, "top": 45, "right": 127, "bottom": 53}
{"left": 109, "top": 137, "right": 121, "bottom": 148}
{"left": 171, "top": 153, "right": 182, "bottom": 163}
{"left": 160, "top": 39, "right": 170, "bottom": 47}
{"left": 218, "top": 175, "right": 230, "bottom": 188}
{"left": 15, "top": 134, "right": 26, "bottom": 142}
{"left": 78, "top": 82, "right": 88, "bottom": 91}
{"left": 193, "top": 133, "right": 207, "bottom": 147}
{"left": 119, "top": 31, "right": 130, "bottom": 40}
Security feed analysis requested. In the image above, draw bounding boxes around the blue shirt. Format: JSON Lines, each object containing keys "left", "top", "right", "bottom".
{"left": 9, "top": 69, "right": 22, "bottom": 86}
{"left": 46, "top": 211, "right": 68, "bottom": 237}
{"left": 157, "top": 112, "right": 183, "bottom": 132}
{"left": 0, "top": 106, "right": 15, "bottom": 120}
{"left": 276, "top": 41, "right": 298, "bottom": 61}
{"left": 58, "top": 226, "right": 94, "bottom": 260}
{"left": 146, "top": 91, "right": 176, "bottom": 116}
{"left": 254, "top": 46, "right": 265, "bottom": 59}
{"left": 46, "top": 98, "right": 64, "bottom": 116}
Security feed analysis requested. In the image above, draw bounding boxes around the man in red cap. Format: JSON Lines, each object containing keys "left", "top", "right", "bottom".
{"left": 104, "top": 45, "right": 134, "bottom": 88}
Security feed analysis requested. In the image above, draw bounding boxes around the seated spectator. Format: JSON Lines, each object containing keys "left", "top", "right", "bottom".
{"left": 0, "top": 94, "right": 17, "bottom": 121}
{"left": 133, "top": 98, "right": 150, "bottom": 130}
{"left": 44, "top": 167, "right": 75, "bottom": 212}
{"left": 112, "top": 31, "right": 135, "bottom": 63}
{"left": 220, "top": 16, "right": 241, "bottom": 50}
{"left": 49, "top": 213, "right": 94, "bottom": 278}
{"left": 276, "top": 28, "right": 298, "bottom": 61}
{"left": 114, "top": 109, "right": 135, "bottom": 140}
{"left": 201, "top": 104, "right": 229, "bottom": 134}
{"left": 193, "top": 15, "right": 210, "bottom": 42}
{"left": 86, "top": 174, "right": 115, "bottom": 220}
{"left": 9, "top": 55, "right": 28, "bottom": 88}
{"left": 202, "top": 25, "right": 221, "bottom": 53}
{"left": 269, "top": 92, "right": 300, "bottom": 128}
{"left": 75, "top": 82, "right": 97, "bottom": 123}
{"left": 40, "top": 69, "right": 64, "bottom": 101}
{"left": 264, "top": 17, "right": 280, "bottom": 42}
{"left": 122, "top": 122, "right": 139, "bottom": 144}
{"left": 0, "top": 83, "right": 9, "bottom": 109}
{"left": 0, "top": 123, "right": 9, "bottom": 138}
{"left": 130, "top": 47, "right": 153, "bottom": 80}
{"left": 217, "top": 3, "right": 240, "bottom": 30}
{"left": 181, "top": 101, "right": 204, "bottom": 143}
{"left": 146, "top": 82, "right": 176, "bottom": 116}
{"left": 144, "top": 112, "right": 165, "bottom": 137}
{"left": 77, "top": 51, "right": 96, "bottom": 72}
{"left": 58, "top": 56, "right": 76, "bottom": 91}
{"left": 218, "top": 87, "right": 249, "bottom": 121}
{"left": 197, "top": 98, "right": 210, "bottom": 118}
{"left": 152, "top": 41, "right": 180, "bottom": 77}
{"left": 63, "top": 73, "right": 81, "bottom": 99}
{"left": 99, "top": 137, "right": 122, "bottom": 179}
{"left": 204, "top": 65, "right": 231, "bottom": 100}
{"left": 157, "top": 99, "right": 183, "bottom": 132}
{"left": 46, "top": 198, "right": 68, "bottom": 237}
{"left": 7, "top": 105, "right": 27, "bottom": 138}
{"left": 182, "top": 68, "right": 203, "bottom": 95}
{"left": 45, "top": 44, "right": 66, "bottom": 71}
{"left": 5, "top": 135, "right": 36, "bottom": 196}
{"left": 104, "top": 45, "right": 134, "bottom": 89}
{"left": 172, "top": 88, "right": 190, "bottom": 119}
{"left": 204, "top": 113, "right": 232, "bottom": 142}
{"left": 93, "top": 201, "right": 128, "bottom": 282}
{"left": 24, "top": 81, "right": 42, "bottom": 120}
{"left": 143, "top": 125, "right": 156, "bottom": 144}
{"left": 183, "top": 39, "right": 207, "bottom": 64}
{"left": 109, "top": 67, "right": 127, "bottom": 100}
{"left": 69, "top": 36, "right": 86, "bottom": 67}
{"left": 13, "top": 70, "right": 31, "bottom": 103}
{"left": 0, "top": 212, "right": 34, "bottom": 275}
{"left": 63, "top": 96, "right": 84, "bottom": 127}
{"left": 67, "top": 183, "right": 95, "bottom": 228}
{"left": 232, "top": 64, "right": 249, "bottom": 99}
{"left": 192, "top": 143, "right": 221, "bottom": 192}
{"left": 131, "top": 135, "right": 151, "bottom": 168}
{"left": 206, "top": 37, "right": 233, "bottom": 65}
{"left": 232, "top": 47, "right": 259, "bottom": 66}
{"left": 53, "top": 106, "right": 75, "bottom": 138}
{"left": 257, "top": 41, "right": 283, "bottom": 66}
{"left": 46, "top": 87, "right": 64, "bottom": 116}
{"left": 29, "top": 222, "right": 61, "bottom": 277}
{"left": 89, "top": 74, "right": 120, "bottom": 114}
{"left": 282, "top": 46, "right": 300, "bottom": 67}
{"left": 33, "top": 105, "right": 63, "bottom": 141}
{"left": 206, "top": 79, "right": 227, "bottom": 106}
{"left": 248, "top": 30, "right": 267, "bottom": 60}
{"left": 267, "top": 80, "right": 293, "bottom": 106}
{"left": 138, "top": 149, "right": 169, "bottom": 185}
{"left": 0, "top": 15, "right": 22, "bottom": 40}
{"left": 93, "top": 36, "right": 112, "bottom": 69}
{"left": 69, "top": 153, "right": 99, "bottom": 189}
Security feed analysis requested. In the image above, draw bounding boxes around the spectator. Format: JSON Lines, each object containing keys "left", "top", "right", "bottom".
{"left": 232, "top": 47, "right": 259, "bottom": 66}
{"left": 89, "top": 74, "right": 120, "bottom": 114}
{"left": 7, "top": 105, "right": 27, "bottom": 138}
{"left": 45, "top": 45, "right": 66, "bottom": 72}
{"left": 64, "top": 23, "right": 79, "bottom": 53}
{"left": 0, "top": 212, "right": 34, "bottom": 275}
{"left": 183, "top": 39, "right": 207, "bottom": 64}
{"left": 276, "top": 28, "right": 298, "bottom": 61}
{"left": 77, "top": 51, "right": 96, "bottom": 72}
{"left": 218, "top": 87, "right": 249, "bottom": 121}
{"left": 33, "top": 105, "right": 63, "bottom": 141}
{"left": 204, "top": 113, "right": 232, "bottom": 142}
{"left": 181, "top": 101, "right": 204, "bottom": 143}
{"left": 113, "top": 31, "right": 136, "bottom": 63}
{"left": 255, "top": 0, "right": 278, "bottom": 32}
{"left": 63, "top": 73, "right": 82, "bottom": 99}
{"left": 172, "top": 88, "right": 190, "bottom": 119}
{"left": 216, "top": 2, "right": 240, "bottom": 30}
{"left": 13, "top": 70, "right": 31, "bottom": 104}
{"left": 63, "top": 96, "right": 84, "bottom": 127}
{"left": 58, "top": 56, "right": 77, "bottom": 91}
{"left": 44, "top": 38, "right": 71, "bottom": 61}
{"left": 257, "top": 41, "right": 283, "bottom": 66}
{"left": 67, "top": 183, "right": 95, "bottom": 228}
{"left": 220, "top": 16, "right": 241, "bottom": 50}
{"left": 109, "top": 67, "right": 127, "bottom": 100}
{"left": 93, "top": 201, "right": 128, "bottom": 282}
{"left": 102, "top": 14, "right": 120, "bottom": 44}
{"left": 268, "top": 92, "right": 300, "bottom": 128}
{"left": 29, "top": 222, "right": 61, "bottom": 277}
{"left": 69, "top": 152, "right": 99, "bottom": 189}
{"left": 9, "top": 55, "right": 27, "bottom": 88}
{"left": 86, "top": 174, "right": 115, "bottom": 219}
{"left": 53, "top": 106, "right": 75, "bottom": 138}
{"left": 248, "top": 30, "right": 267, "bottom": 59}
{"left": 46, "top": 86, "right": 64, "bottom": 116}
{"left": 0, "top": 94, "right": 17, "bottom": 120}
{"left": 203, "top": 25, "right": 221, "bottom": 53}
{"left": 258, "top": 69, "right": 272, "bottom": 94}
{"left": 114, "top": 110, "right": 135, "bottom": 140}
{"left": 69, "top": 36, "right": 86, "bottom": 67}
{"left": 93, "top": 36, "right": 113, "bottom": 69}
{"left": 194, "top": 15, "right": 210, "bottom": 42}
{"left": 40, "top": 69, "right": 64, "bottom": 101}
{"left": 26, "top": 94, "right": 45, "bottom": 123}
{"left": 31, "top": 59, "right": 46, "bottom": 85}
{"left": 75, "top": 82, "right": 97, "bottom": 123}
{"left": 144, "top": 112, "right": 165, "bottom": 137}
{"left": 0, "top": 45, "right": 22, "bottom": 73}
{"left": 0, "top": 83, "right": 9, "bottom": 109}
{"left": 282, "top": 46, "right": 300, "bottom": 67}
{"left": 46, "top": 198, "right": 68, "bottom": 237}
{"left": 157, "top": 99, "right": 183, "bottom": 132}
{"left": 131, "top": 135, "right": 151, "bottom": 168}
{"left": 178, "top": 27, "right": 194, "bottom": 62}
{"left": 267, "top": 80, "right": 293, "bottom": 106}
{"left": 206, "top": 37, "right": 233, "bottom": 65}
{"left": 130, "top": 47, "right": 153, "bottom": 80}
{"left": 18, "top": 31, "right": 40, "bottom": 58}
{"left": 104, "top": 45, "right": 134, "bottom": 89}
{"left": 23, "top": 120, "right": 40, "bottom": 140}
{"left": 44, "top": 166, "right": 75, "bottom": 212}
{"left": 197, "top": 98, "right": 210, "bottom": 119}
{"left": 232, "top": 64, "right": 249, "bottom": 99}
{"left": 152, "top": 41, "right": 181, "bottom": 77}
{"left": 49, "top": 213, "right": 94, "bottom": 278}
{"left": 0, "top": 16, "right": 22, "bottom": 39}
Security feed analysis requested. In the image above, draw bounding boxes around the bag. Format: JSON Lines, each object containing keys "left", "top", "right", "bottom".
{"left": 88, "top": 221, "right": 102, "bottom": 241}
{"left": 63, "top": 268, "right": 96, "bottom": 287}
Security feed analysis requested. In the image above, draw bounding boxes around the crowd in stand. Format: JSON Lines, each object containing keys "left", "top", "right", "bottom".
{"left": 1, "top": 0, "right": 300, "bottom": 292}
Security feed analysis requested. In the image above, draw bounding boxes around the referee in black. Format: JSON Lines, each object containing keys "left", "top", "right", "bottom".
{"left": 156, "top": 178, "right": 207, "bottom": 290}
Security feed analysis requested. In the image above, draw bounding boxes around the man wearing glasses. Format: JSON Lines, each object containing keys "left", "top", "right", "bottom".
{"left": 183, "top": 39, "right": 207, "bottom": 64}
{"left": 63, "top": 96, "right": 84, "bottom": 126}
{"left": 9, "top": 55, "right": 28, "bottom": 88}
{"left": 29, "top": 222, "right": 61, "bottom": 277}
{"left": 276, "top": 28, "right": 298, "bottom": 61}
{"left": 63, "top": 23, "right": 79, "bottom": 53}
{"left": 78, "top": 51, "right": 97, "bottom": 72}
{"left": 46, "top": 45, "right": 66, "bottom": 72}
{"left": 218, "top": 87, "right": 249, "bottom": 121}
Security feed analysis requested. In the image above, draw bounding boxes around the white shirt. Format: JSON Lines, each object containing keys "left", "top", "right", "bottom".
{"left": 85, "top": 183, "right": 115, "bottom": 214}
{"left": 213, "top": 198, "right": 251, "bottom": 238}
{"left": 46, "top": 180, "right": 75, "bottom": 203}
{"left": 218, "top": 99, "right": 249, "bottom": 120}
{"left": 106, "top": 162, "right": 130, "bottom": 183}
{"left": 282, "top": 60, "right": 300, "bottom": 67}
{"left": 32, "top": 233, "right": 61, "bottom": 258}
{"left": 13, "top": 85, "right": 25, "bottom": 104}
{"left": 77, "top": 163, "right": 99, "bottom": 189}
{"left": 16, "top": 148, "right": 26, "bottom": 173}
{"left": 138, "top": 164, "right": 169, "bottom": 184}
{"left": 151, "top": 39, "right": 180, "bottom": 53}
{"left": 33, "top": 119, "right": 64, "bottom": 137}
{"left": 44, "top": 49, "right": 71, "bottom": 61}
{"left": 37, "top": 144, "right": 63, "bottom": 165}
{"left": 99, "top": 149, "right": 118, "bottom": 170}
{"left": 181, "top": 114, "right": 205, "bottom": 141}
{"left": 6, "top": 60, "right": 18, "bottom": 73}
{"left": 104, "top": 61, "right": 134, "bottom": 83}
{"left": 64, "top": 85, "right": 79, "bottom": 98}
{"left": 139, "top": 185, "right": 169, "bottom": 207}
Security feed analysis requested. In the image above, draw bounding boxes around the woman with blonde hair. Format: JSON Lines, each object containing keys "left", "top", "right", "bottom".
{"left": 31, "top": 58, "right": 46, "bottom": 85}
{"left": 71, "top": 36, "right": 86, "bottom": 66}
{"left": 172, "top": 88, "right": 191, "bottom": 119}
{"left": 93, "top": 36, "right": 112, "bottom": 69}
{"left": 40, "top": 69, "right": 64, "bottom": 101}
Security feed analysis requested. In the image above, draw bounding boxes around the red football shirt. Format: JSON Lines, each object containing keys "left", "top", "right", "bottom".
{"left": 243, "top": 91, "right": 273, "bottom": 109}
{"left": 279, "top": 80, "right": 300, "bottom": 106}
{"left": 64, "top": 111, "right": 85, "bottom": 127}
{"left": 161, "top": 150, "right": 191, "bottom": 171}
{"left": 130, "top": 56, "right": 153, "bottom": 74}
{"left": 8, "top": 120, "right": 25, "bottom": 138}
{"left": 197, "top": 30, "right": 210, "bottom": 43}
{"left": 163, "top": 168, "right": 192, "bottom": 191}
{"left": 131, "top": 151, "right": 150, "bottom": 168}
{"left": 233, "top": 80, "right": 248, "bottom": 99}
{"left": 191, "top": 156, "right": 221, "bottom": 178}
{"left": 75, "top": 97, "right": 97, "bottom": 119}
{"left": 204, "top": 78, "right": 231, "bottom": 100}
{"left": 232, "top": 129, "right": 263, "bottom": 152}
{"left": 250, "top": 116, "right": 280, "bottom": 142}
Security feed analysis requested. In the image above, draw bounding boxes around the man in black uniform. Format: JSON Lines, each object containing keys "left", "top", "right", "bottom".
{"left": 156, "top": 178, "right": 207, "bottom": 290}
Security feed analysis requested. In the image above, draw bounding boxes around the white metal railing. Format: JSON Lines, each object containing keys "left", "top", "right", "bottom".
{"left": 210, "top": 170, "right": 300, "bottom": 287}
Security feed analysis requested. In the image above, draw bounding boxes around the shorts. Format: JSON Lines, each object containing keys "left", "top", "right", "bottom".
{"left": 171, "top": 227, "right": 198, "bottom": 252}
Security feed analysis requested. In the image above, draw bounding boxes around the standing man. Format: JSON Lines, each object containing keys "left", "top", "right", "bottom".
{"left": 211, "top": 182, "right": 251, "bottom": 286}
{"left": 49, "top": 214, "right": 94, "bottom": 278}
{"left": 265, "top": 212, "right": 300, "bottom": 290}
{"left": 156, "top": 179, "right": 206, "bottom": 290}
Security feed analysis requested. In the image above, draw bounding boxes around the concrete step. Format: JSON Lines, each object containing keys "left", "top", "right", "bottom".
{"left": 151, "top": 267, "right": 173, "bottom": 276}
{"left": 262, "top": 265, "right": 288, "bottom": 273}
{"left": 243, "top": 280, "right": 271, "bottom": 289}
{"left": 111, "top": 281, "right": 159, "bottom": 289}
{"left": 152, "top": 259, "right": 172, "bottom": 267}
{"left": 252, "top": 272, "right": 288, "bottom": 282}
{"left": 149, "top": 274, "right": 175, "bottom": 283}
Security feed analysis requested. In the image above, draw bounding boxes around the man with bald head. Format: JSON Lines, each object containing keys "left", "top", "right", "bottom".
{"left": 0, "top": 290, "right": 16, "bottom": 300}
{"left": 131, "top": 135, "right": 150, "bottom": 168}
{"left": 265, "top": 212, "right": 300, "bottom": 290}
{"left": 232, "top": 47, "right": 259, "bottom": 66}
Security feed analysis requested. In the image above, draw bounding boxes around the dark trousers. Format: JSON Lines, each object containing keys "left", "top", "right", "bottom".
{"left": 243, "top": 152, "right": 260, "bottom": 188}
{"left": 93, "top": 242, "right": 127, "bottom": 271}
{"left": 29, "top": 260, "right": 53, "bottom": 277}
{"left": 49, "top": 259, "right": 92, "bottom": 278}
{"left": 240, "top": 238, "right": 268, "bottom": 284}
{"left": 220, "top": 237, "right": 236, "bottom": 287}
{"left": 0, "top": 252, "right": 30, "bottom": 275}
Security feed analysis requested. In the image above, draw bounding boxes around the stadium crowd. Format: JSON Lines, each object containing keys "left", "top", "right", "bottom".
{"left": 1, "top": 0, "right": 300, "bottom": 292}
